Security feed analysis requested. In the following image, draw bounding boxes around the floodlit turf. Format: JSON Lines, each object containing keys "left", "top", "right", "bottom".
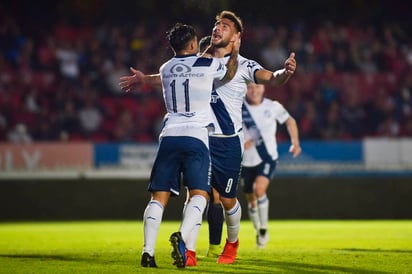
{"left": 0, "top": 220, "right": 411, "bottom": 273}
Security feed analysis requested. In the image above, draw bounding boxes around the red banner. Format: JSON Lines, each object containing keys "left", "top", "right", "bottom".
{"left": 0, "top": 143, "right": 93, "bottom": 171}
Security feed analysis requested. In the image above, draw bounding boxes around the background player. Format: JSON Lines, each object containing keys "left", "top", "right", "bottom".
{"left": 241, "top": 82, "right": 301, "bottom": 248}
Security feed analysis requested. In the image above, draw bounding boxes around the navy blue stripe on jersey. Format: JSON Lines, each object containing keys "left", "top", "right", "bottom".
{"left": 242, "top": 103, "right": 272, "bottom": 161}
{"left": 210, "top": 90, "right": 236, "bottom": 135}
{"left": 193, "top": 57, "right": 213, "bottom": 67}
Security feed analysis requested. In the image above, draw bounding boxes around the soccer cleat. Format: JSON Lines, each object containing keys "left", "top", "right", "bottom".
{"left": 217, "top": 239, "right": 239, "bottom": 264}
{"left": 169, "top": 232, "right": 186, "bottom": 268}
{"left": 141, "top": 252, "right": 157, "bottom": 267}
{"left": 257, "top": 228, "right": 269, "bottom": 248}
{"left": 206, "top": 244, "right": 221, "bottom": 258}
{"left": 185, "top": 250, "right": 197, "bottom": 266}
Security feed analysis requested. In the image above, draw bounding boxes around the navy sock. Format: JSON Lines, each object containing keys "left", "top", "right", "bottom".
{"left": 207, "top": 201, "right": 224, "bottom": 245}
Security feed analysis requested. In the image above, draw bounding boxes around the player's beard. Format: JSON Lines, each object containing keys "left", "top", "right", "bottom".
{"left": 212, "top": 38, "right": 231, "bottom": 49}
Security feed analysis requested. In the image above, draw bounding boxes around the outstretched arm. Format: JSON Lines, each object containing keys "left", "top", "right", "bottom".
{"left": 255, "top": 52, "right": 296, "bottom": 86}
{"left": 119, "top": 67, "right": 161, "bottom": 92}
{"left": 285, "top": 116, "right": 301, "bottom": 158}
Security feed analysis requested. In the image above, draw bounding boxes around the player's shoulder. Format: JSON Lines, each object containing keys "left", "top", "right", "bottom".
{"left": 238, "top": 54, "right": 263, "bottom": 70}
{"left": 265, "top": 98, "right": 283, "bottom": 108}
{"left": 238, "top": 54, "right": 253, "bottom": 65}
{"left": 193, "top": 56, "right": 214, "bottom": 67}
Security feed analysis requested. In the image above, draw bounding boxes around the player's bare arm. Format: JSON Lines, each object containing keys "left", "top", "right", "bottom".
{"left": 285, "top": 116, "right": 301, "bottom": 158}
{"left": 255, "top": 52, "right": 296, "bottom": 86}
{"left": 119, "top": 67, "right": 161, "bottom": 92}
{"left": 244, "top": 139, "right": 254, "bottom": 150}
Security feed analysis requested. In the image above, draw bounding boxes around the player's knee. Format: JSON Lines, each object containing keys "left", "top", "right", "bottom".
{"left": 220, "top": 197, "right": 237, "bottom": 211}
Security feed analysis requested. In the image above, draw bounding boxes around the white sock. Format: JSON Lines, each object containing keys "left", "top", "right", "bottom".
{"left": 143, "top": 200, "right": 164, "bottom": 256}
{"left": 257, "top": 194, "right": 269, "bottom": 230}
{"left": 185, "top": 223, "right": 201, "bottom": 251}
{"left": 181, "top": 199, "right": 199, "bottom": 251}
{"left": 225, "top": 199, "right": 242, "bottom": 243}
{"left": 248, "top": 202, "right": 260, "bottom": 232}
{"left": 179, "top": 195, "right": 207, "bottom": 247}
{"left": 183, "top": 195, "right": 202, "bottom": 251}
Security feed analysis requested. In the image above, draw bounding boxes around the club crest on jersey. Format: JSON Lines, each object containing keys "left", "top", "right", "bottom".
{"left": 211, "top": 94, "right": 220, "bottom": 103}
{"left": 217, "top": 63, "right": 225, "bottom": 71}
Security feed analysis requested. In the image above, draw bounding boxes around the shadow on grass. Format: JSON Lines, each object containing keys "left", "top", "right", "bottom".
{"left": 0, "top": 253, "right": 397, "bottom": 273}
{"left": 192, "top": 256, "right": 390, "bottom": 274}
{"left": 227, "top": 258, "right": 389, "bottom": 274}
{"left": 0, "top": 253, "right": 98, "bottom": 263}
{"left": 338, "top": 248, "right": 412, "bottom": 254}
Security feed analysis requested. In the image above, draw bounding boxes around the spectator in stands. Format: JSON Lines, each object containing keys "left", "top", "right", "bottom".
{"left": 24, "top": 89, "right": 40, "bottom": 114}
{"left": 260, "top": 37, "right": 288, "bottom": 71}
{"left": 113, "top": 108, "right": 136, "bottom": 142}
{"left": 105, "top": 54, "right": 129, "bottom": 96}
{"left": 55, "top": 40, "right": 80, "bottom": 83}
{"left": 78, "top": 90, "right": 103, "bottom": 136}
{"left": 319, "top": 101, "right": 346, "bottom": 140}
{"left": 377, "top": 116, "right": 401, "bottom": 137}
{"left": 56, "top": 99, "right": 80, "bottom": 136}
{"left": 394, "top": 83, "right": 412, "bottom": 122}
{"left": 7, "top": 123, "right": 32, "bottom": 144}
{"left": 0, "top": 110, "right": 7, "bottom": 140}
{"left": 340, "top": 90, "right": 366, "bottom": 139}
{"left": 298, "top": 101, "right": 321, "bottom": 139}
{"left": 401, "top": 115, "right": 412, "bottom": 136}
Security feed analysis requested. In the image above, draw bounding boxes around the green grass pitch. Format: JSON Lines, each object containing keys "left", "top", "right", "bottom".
{"left": 0, "top": 220, "right": 411, "bottom": 273}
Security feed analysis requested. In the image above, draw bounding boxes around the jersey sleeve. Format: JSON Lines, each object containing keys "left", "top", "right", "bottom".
{"left": 239, "top": 57, "right": 264, "bottom": 84}
{"left": 273, "top": 101, "right": 290, "bottom": 124}
{"left": 212, "top": 58, "right": 228, "bottom": 80}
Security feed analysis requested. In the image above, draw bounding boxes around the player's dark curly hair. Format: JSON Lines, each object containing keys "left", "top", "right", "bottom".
{"left": 166, "top": 23, "right": 197, "bottom": 52}
{"left": 216, "top": 10, "right": 243, "bottom": 33}
{"left": 199, "top": 35, "right": 211, "bottom": 53}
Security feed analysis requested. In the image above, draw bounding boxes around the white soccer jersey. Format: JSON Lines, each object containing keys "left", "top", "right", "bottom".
{"left": 211, "top": 54, "right": 263, "bottom": 136}
{"left": 159, "top": 54, "right": 227, "bottom": 144}
{"left": 242, "top": 98, "right": 290, "bottom": 167}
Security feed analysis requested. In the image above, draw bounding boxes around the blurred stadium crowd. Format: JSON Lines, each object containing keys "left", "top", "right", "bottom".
{"left": 1, "top": 1, "right": 411, "bottom": 143}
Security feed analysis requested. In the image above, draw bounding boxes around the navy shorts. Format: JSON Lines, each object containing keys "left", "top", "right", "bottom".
{"left": 241, "top": 160, "right": 277, "bottom": 194}
{"left": 149, "top": 136, "right": 211, "bottom": 196}
{"left": 209, "top": 135, "right": 243, "bottom": 198}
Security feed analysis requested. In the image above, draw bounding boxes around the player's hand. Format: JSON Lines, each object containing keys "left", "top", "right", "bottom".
{"left": 289, "top": 144, "right": 301, "bottom": 158}
{"left": 119, "top": 67, "right": 145, "bottom": 92}
{"left": 284, "top": 52, "right": 296, "bottom": 76}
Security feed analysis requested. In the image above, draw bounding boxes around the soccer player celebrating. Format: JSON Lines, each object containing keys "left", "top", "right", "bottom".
{"left": 201, "top": 11, "right": 296, "bottom": 263}
{"left": 136, "top": 22, "right": 239, "bottom": 268}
